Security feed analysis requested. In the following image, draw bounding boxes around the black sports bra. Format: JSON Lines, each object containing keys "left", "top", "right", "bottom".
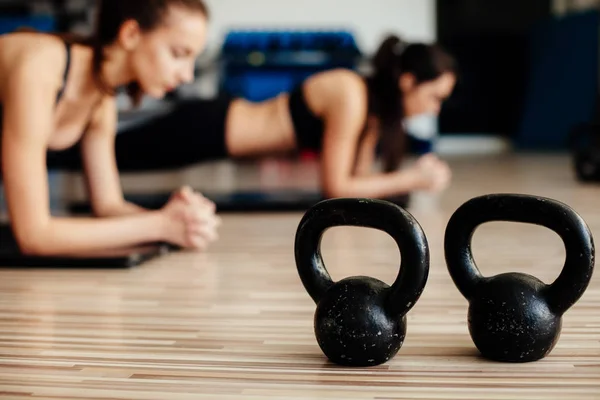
{"left": 288, "top": 84, "right": 325, "bottom": 151}
{"left": 287, "top": 82, "right": 372, "bottom": 152}
{"left": 55, "top": 40, "right": 72, "bottom": 103}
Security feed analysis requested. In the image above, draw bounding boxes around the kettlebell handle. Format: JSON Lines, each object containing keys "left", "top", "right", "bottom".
{"left": 294, "top": 198, "right": 430, "bottom": 317}
{"left": 444, "top": 194, "right": 595, "bottom": 315}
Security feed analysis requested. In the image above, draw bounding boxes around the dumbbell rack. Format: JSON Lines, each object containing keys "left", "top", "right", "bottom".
{"left": 218, "top": 29, "right": 365, "bottom": 102}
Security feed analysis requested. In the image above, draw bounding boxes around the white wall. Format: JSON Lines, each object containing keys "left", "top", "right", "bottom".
{"left": 202, "top": 0, "right": 436, "bottom": 55}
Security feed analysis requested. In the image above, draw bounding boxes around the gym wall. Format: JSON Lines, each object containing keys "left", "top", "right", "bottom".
{"left": 437, "top": 0, "right": 598, "bottom": 151}
{"left": 202, "top": 0, "right": 436, "bottom": 55}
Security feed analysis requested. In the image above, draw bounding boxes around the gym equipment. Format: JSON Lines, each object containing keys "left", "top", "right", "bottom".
{"left": 0, "top": 223, "right": 169, "bottom": 269}
{"left": 444, "top": 194, "right": 594, "bottom": 362}
{"left": 294, "top": 198, "right": 429, "bottom": 366}
{"left": 220, "top": 29, "right": 363, "bottom": 102}
{"left": 68, "top": 189, "right": 410, "bottom": 214}
{"left": 569, "top": 122, "right": 600, "bottom": 182}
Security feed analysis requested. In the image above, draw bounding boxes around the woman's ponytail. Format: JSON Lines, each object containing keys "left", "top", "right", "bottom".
{"left": 372, "top": 34, "right": 405, "bottom": 76}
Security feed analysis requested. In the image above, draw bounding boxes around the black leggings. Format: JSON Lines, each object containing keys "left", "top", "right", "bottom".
{"left": 46, "top": 95, "right": 234, "bottom": 172}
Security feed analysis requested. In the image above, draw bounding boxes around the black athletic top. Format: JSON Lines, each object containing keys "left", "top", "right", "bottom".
{"left": 287, "top": 81, "right": 372, "bottom": 152}
{"left": 288, "top": 84, "right": 325, "bottom": 151}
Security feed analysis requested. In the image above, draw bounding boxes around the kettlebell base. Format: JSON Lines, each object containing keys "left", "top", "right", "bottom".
{"left": 467, "top": 274, "right": 562, "bottom": 363}
{"left": 477, "top": 353, "right": 551, "bottom": 363}
{"left": 471, "top": 326, "right": 560, "bottom": 363}
{"left": 314, "top": 276, "right": 407, "bottom": 367}
{"left": 321, "top": 348, "right": 403, "bottom": 367}
{"left": 475, "top": 343, "right": 558, "bottom": 363}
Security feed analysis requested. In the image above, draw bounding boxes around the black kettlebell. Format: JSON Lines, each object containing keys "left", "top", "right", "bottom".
{"left": 294, "top": 198, "right": 430, "bottom": 366}
{"left": 444, "top": 194, "right": 595, "bottom": 362}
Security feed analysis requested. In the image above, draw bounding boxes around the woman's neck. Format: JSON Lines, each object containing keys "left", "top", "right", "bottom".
{"left": 99, "top": 45, "right": 136, "bottom": 90}
{"left": 66, "top": 43, "right": 135, "bottom": 99}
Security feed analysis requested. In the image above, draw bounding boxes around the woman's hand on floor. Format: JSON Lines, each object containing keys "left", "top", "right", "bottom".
{"left": 408, "top": 153, "right": 452, "bottom": 193}
{"left": 160, "top": 186, "right": 222, "bottom": 250}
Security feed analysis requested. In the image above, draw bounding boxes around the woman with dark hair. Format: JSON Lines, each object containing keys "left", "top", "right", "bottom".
{"left": 112, "top": 34, "right": 458, "bottom": 199}
{"left": 0, "top": 0, "right": 220, "bottom": 255}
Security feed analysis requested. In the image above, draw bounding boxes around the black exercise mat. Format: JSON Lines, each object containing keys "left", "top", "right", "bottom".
{"left": 0, "top": 224, "right": 170, "bottom": 269}
{"left": 67, "top": 189, "right": 410, "bottom": 214}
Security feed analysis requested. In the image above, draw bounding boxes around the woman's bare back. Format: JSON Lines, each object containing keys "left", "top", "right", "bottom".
{"left": 224, "top": 68, "right": 369, "bottom": 157}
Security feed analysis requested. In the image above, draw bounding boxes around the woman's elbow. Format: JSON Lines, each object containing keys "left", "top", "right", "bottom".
{"left": 12, "top": 226, "right": 52, "bottom": 256}
{"left": 16, "top": 237, "right": 49, "bottom": 256}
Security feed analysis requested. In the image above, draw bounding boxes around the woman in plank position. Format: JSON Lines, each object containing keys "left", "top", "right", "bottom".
{"left": 110, "top": 34, "right": 458, "bottom": 199}
{"left": 0, "top": 0, "right": 220, "bottom": 256}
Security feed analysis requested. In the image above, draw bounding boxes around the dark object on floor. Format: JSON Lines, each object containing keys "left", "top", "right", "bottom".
{"left": 570, "top": 122, "right": 600, "bottom": 182}
{"left": 0, "top": 224, "right": 169, "bottom": 269}
{"left": 294, "top": 198, "right": 429, "bottom": 366}
{"left": 444, "top": 194, "right": 595, "bottom": 363}
{"left": 67, "top": 189, "right": 411, "bottom": 214}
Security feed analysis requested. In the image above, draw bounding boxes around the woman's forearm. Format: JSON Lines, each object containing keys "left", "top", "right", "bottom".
{"left": 18, "top": 212, "right": 167, "bottom": 256}
{"left": 324, "top": 170, "right": 422, "bottom": 199}
{"left": 94, "top": 200, "right": 149, "bottom": 217}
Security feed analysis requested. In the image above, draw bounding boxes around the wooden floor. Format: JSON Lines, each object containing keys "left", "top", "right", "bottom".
{"left": 1, "top": 153, "right": 599, "bottom": 399}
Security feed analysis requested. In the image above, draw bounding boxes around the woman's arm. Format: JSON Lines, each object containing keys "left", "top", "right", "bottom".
{"left": 77, "top": 96, "right": 222, "bottom": 250}
{"left": 79, "top": 95, "right": 148, "bottom": 217}
{"left": 318, "top": 74, "right": 423, "bottom": 199}
{"left": 1, "top": 51, "right": 169, "bottom": 256}
{"left": 322, "top": 128, "right": 421, "bottom": 199}
{"left": 352, "top": 120, "right": 379, "bottom": 176}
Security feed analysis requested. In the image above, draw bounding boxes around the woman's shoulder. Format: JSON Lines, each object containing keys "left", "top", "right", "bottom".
{"left": 0, "top": 32, "right": 69, "bottom": 87}
{"left": 307, "top": 68, "right": 366, "bottom": 92}
{"left": 304, "top": 68, "right": 368, "bottom": 116}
